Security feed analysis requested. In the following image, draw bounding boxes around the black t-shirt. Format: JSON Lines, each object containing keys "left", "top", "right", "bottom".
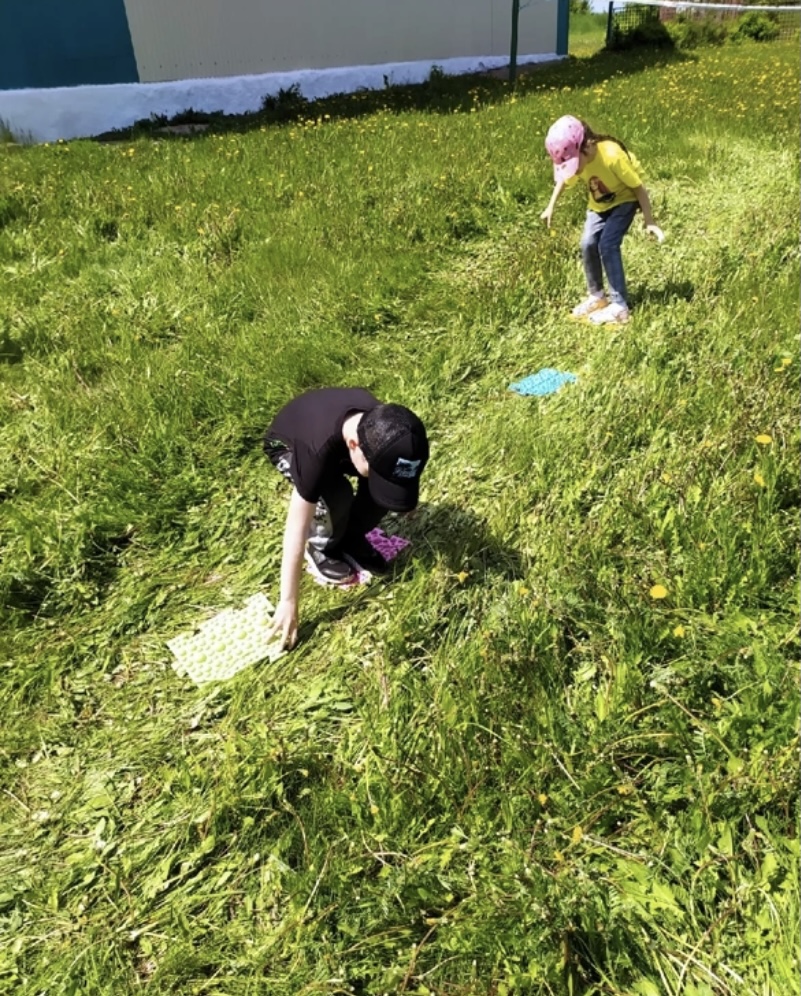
{"left": 266, "top": 388, "right": 379, "bottom": 502}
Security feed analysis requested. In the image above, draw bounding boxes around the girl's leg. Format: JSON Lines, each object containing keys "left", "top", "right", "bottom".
{"left": 597, "top": 203, "right": 637, "bottom": 307}
{"left": 579, "top": 211, "right": 606, "bottom": 297}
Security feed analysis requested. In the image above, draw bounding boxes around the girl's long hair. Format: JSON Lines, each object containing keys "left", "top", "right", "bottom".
{"left": 579, "top": 120, "right": 631, "bottom": 159}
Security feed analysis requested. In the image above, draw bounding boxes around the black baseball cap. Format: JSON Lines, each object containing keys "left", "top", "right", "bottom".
{"left": 357, "top": 404, "right": 429, "bottom": 512}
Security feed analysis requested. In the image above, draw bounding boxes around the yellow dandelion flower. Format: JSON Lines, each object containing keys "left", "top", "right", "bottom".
{"left": 649, "top": 584, "right": 668, "bottom": 600}
{"left": 753, "top": 471, "right": 765, "bottom": 487}
{"left": 755, "top": 434, "right": 772, "bottom": 445}
{"left": 673, "top": 624, "right": 685, "bottom": 638}
{"left": 537, "top": 793, "right": 548, "bottom": 806}
{"left": 571, "top": 825, "right": 583, "bottom": 845}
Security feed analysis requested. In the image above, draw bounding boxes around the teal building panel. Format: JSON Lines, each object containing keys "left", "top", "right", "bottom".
{"left": 0, "top": 0, "right": 139, "bottom": 90}
{"left": 556, "top": 0, "right": 570, "bottom": 55}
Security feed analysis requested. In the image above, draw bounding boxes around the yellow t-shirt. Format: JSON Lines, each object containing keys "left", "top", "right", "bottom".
{"left": 567, "top": 140, "right": 643, "bottom": 213}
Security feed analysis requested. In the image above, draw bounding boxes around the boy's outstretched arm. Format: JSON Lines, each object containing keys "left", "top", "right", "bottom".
{"left": 634, "top": 185, "right": 665, "bottom": 242}
{"left": 268, "top": 488, "right": 316, "bottom": 650}
{"left": 540, "top": 178, "right": 566, "bottom": 228}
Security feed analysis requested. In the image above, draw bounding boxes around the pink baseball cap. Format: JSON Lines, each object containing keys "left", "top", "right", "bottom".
{"left": 545, "top": 115, "right": 585, "bottom": 183}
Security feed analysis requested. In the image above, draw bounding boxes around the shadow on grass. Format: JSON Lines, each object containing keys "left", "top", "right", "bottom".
{"left": 630, "top": 279, "right": 695, "bottom": 309}
{"left": 94, "top": 47, "right": 693, "bottom": 144}
{"left": 407, "top": 501, "right": 525, "bottom": 581}
{"left": 0, "top": 525, "right": 137, "bottom": 625}
{"left": 294, "top": 500, "right": 524, "bottom": 643}
{"left": 0, "top": 331, "right": 23, "bottom": 364}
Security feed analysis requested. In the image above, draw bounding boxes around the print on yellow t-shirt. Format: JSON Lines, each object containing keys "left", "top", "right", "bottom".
{"left": 567, "top": 140, "right": 643, "bottom": 213}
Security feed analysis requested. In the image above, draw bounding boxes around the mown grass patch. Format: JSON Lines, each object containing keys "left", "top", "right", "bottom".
{"left": 0, "top": 40, "right": 799, "bottom": 996}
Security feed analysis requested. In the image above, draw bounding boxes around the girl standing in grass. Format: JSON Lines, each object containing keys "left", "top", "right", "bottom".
{"left": 540, "top": 115, "right": 664, "bottom": 325}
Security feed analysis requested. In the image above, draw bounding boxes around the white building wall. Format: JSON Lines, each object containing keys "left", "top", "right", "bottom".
{"left": 0, "top": 0, "right": 561, "bottom": 141}
{"left": 124, "top": 0, "right": 557, "bottom": 83}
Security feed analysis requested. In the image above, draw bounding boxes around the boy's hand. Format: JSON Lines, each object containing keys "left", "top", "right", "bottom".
{"left": 645, "top": 223, "right": 665, "bottom": 243}
{"left": 267, "top": 598, "right": 299, "bottom": 651}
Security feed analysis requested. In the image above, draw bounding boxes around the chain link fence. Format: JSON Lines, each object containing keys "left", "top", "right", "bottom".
{"left": 605, "top": 0, "right": 801, "bottom": 47}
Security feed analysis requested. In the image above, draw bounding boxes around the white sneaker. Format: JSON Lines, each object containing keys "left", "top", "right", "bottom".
{"left": 589, "top": 302, "right": 630, "bottom": 325}
{"left": 571, "top": 294, "right": 607, "bottom": 318}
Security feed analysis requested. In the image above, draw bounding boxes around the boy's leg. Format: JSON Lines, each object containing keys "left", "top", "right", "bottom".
{"left": 266, "top": 449, "right": 293, "bottom": 485}
{"left": 265, "top": 436, "right": 353, "bottom": 550}
{"left": 339, "top": 478, "right": 393, "bottom": 574}
{"left": 302, "top": 477, "right": 359, "bottom": 584}
{"left": 264, "top": 437, "right": 356, "bottom": 582}
{"left": 309, "top": 475, "right": 356, "bottom": 556}
{"left": 597, "top": 202, "right": 637, "bottom": 307}
{"left": 343, "top": 477, "right": 387, "bottom": 546}
{"left": 579, "top": 211, "right": 606, "bottom": 297}
{"left": 264, "top": 435, "right": 293, "bottom": 479}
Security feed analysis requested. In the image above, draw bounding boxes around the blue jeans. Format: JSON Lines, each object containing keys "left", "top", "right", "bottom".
{"left": 580, "top": 202, "right": 638, "bottom": 308}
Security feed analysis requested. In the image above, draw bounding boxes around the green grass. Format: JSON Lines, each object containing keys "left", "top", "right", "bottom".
{"left": 1, "top": 41, "right": 799, "bottom": 996}
{"left": 570, "top": 11, "right": 609, "bottom": 57}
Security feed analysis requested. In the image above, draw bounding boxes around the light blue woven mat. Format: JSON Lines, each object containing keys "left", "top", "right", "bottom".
{"left": 509, "top": 368, "right": 578, "bottom": 396}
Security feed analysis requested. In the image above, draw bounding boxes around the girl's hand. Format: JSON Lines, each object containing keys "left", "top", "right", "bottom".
{"left": 540, "top": 206, "right": 554, "bottom": 228}
{"left": 645, "top": 223, "right": 665, "bottom": 243}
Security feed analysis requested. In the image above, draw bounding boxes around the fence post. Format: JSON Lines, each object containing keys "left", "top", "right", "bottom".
{"left": 510, "top": 0, "right": 520, "bottom": 84}
{"left": 606, "top": 1, "right": 614, "bottom": 47}
{"left": 556, "top": 0, "right": 570, "bottom": 55}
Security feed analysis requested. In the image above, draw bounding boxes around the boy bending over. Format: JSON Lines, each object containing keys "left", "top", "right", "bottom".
{"left": 263, "top": 388, "right": 429, "bottom": 650}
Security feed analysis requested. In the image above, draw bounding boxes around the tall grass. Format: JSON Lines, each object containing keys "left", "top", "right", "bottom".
{"left": 569, "top": 11, "right": 609, "bottom": 56}
{"left": 0, "top": 41, "right": 798, "bottom": 995}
